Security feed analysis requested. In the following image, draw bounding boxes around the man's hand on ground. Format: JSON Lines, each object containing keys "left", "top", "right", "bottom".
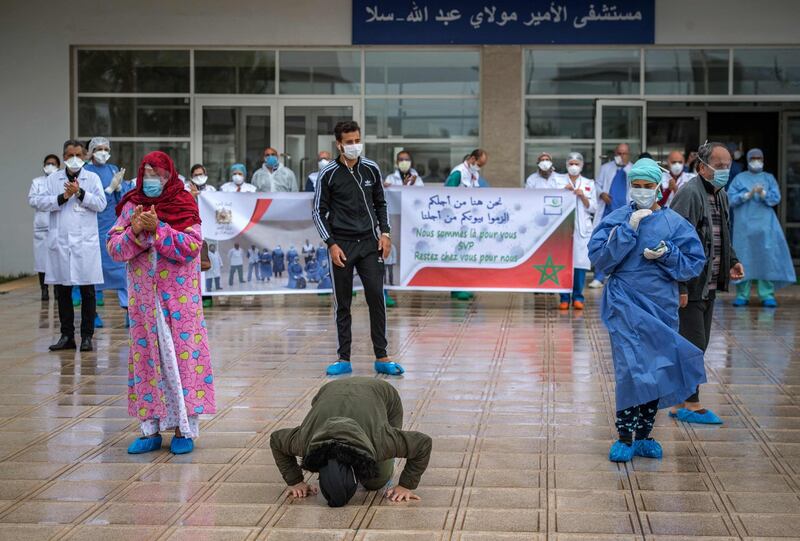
{"left": 385, "top": 486, "right": 420, "bottom": 502}
{"left": 288, "top": 481, "right": 318, "bottom": 498}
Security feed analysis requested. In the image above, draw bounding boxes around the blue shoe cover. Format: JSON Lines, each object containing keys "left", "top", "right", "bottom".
{"left": 326, "top": 361, "right": 352, "bottom": 376}
{"left": 762, "top": 298, "right": 778, "bottom": 308}
{"left": 732, "top": 297, "right": 749, "bottom": 307}
{"left": 633, "top": 438, "right": 663, "bottom": 459}
{"left": 72, "top": 288, "right": 81, "bottom": 306}
{"left": 676, "top": 408, "right": 723, "bottom": 425}
{"left": 127, "top": 435, "right": 162, "bottom": 454}
{"left": 608, "top": 440, "right": 635, "bottom": 462}
{"left": 170, "top": 436, "right": 194, "bottom": 454}
{"left": 375, "top": 361, "right": 405, "bottom": 375}
{"left": 96, "top": 291, "right": 105, "bottom": 306}
{"left": 94, "top": 314, "right": 104, "bottom": 328}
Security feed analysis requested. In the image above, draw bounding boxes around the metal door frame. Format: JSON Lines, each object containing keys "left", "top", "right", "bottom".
{"left": 594, "top": 99, "right": 647, "bottom": 179}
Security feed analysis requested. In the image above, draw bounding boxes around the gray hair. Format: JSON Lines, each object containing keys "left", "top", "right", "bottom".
{"left": 698, "top": 140, "right": 730, "bottom": 166}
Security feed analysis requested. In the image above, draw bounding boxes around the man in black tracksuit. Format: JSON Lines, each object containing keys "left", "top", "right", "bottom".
{"left": 312, "top": 120, "right": 405, "bottom": 377}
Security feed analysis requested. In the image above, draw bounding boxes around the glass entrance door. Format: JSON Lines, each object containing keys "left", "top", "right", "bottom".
{"left": 594, "top": 100, "right": 646, "bottom": 179}
{"left": 782, "top": 112, "right": 800, "bottom": 264}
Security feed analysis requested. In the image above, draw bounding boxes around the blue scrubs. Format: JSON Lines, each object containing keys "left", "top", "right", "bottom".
{"left": 603, "top": 168, "right": 628, "bottom": 218}
{"left": 589, "top": 204, "right": 708, "bottom": 411}
{"left": 272, "top": 249, "right": 285, "bottom": 274}
{"left": 287, "top": 260, "right": 304, "bottom": 288}
{"left": 728, "top": 171, "right": 796, "bottom": 290}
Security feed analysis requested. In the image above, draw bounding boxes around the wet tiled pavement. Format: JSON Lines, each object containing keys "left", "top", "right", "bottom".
{"left": 0, "top": 278, "right": 799, "bottom": 540}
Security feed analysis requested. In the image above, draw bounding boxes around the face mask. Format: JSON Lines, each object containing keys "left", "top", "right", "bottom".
{"left": 143, "top": 177, "right": 163, "bottom": 197}
{"left": 469, "top": 163, "right": 480, "bottom": 174}
{"left": 733, "top": 150, "right": 743, "bottom": 160}
{"left": 192, "top": 175, "right": 208, "bottom": 186}
{"left": 341, "top": 143, "right": 363, "bottom": 160}
{"left": 93, "top": 150, "right": 110, "bottom": 165}
{"left": 318, "top": 159, "right": 330, "bottom": 170}
{"left": 567, "top": 164, "right": 582, "bottom": 177}
{"left": 232, "top": 174, "right": 244, "bottom": 185}
{"left": 265, "top": 155, "right": 279, "bottom": 168}
{"left": 669, "top": 162, "right": 684, "bottom": 176}
{"left": 701, "top": 162, "right": 730, "bottom": 189}
{"left": 65, "top": 156, "right": 84, "bottom": 172}
{"left": 43, "top": 164, "right": 58, "bottom": 175}
{"left": 748, "top": 160, "right": 764, "bottom": 173}
{"left": 613, "top": 155, "right": 623, "bottom": 167}
{"left": 630, "top": 187, "right": 658, "bottom": 209}
{"left": 398, "top": 160, "right": 411, "bottom": 173}
{"left": 538, "top": 160, "right": 552, "bottom": 172}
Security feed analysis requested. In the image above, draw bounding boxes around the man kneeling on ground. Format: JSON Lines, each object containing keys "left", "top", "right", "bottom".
{"left": 270, "top": 377, "right": 432, "bottom": 506}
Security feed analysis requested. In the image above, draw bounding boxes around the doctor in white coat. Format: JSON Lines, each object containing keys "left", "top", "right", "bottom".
{"left": 556, "top": 152, "right": 597, "bottom": 310}
{"left": 28, "top": 154, "right": 61, "bottom": 301}
{"left": 31, "top": 140, "right": 106, "bottom": 353}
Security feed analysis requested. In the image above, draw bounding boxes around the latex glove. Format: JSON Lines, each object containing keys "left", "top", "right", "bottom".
{"left": 643, "top": 240, "right": 669, "bottom": 260}
{"left": 628, "top": 209, "right": 653, "bottom": 231}
{"left": 105, "top": 168, "right": 126, "bottom": 194}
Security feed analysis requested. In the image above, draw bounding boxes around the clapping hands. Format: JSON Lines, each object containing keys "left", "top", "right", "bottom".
{"left": 131, "top": 205, "right": 158, "bottom": 234}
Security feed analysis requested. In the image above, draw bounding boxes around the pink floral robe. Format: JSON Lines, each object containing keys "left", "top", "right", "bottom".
{"left": 107, "top": 203, "right": 216, "bottom": 435}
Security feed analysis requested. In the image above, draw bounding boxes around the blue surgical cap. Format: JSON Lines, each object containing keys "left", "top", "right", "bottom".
{"left": 231, "top": 163, "right": 246, "bottom": 175}
{"left": 747, "top": 148, "right": 764, "bottom": 161}
{"left": 627, "top": 157, "right": 662, "bottom": 185}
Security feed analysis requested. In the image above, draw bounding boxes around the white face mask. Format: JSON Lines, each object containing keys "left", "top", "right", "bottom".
{"left": 43, "top": 164, "right": 58, "bottom": 175}
{"left": 341, "top": 143, "right": 363, "bottom": 160}
{"left": 630, "top": 187, "right": 659, "bottom": 209}
{"left": 538, "top": 159, "right": 552, "bottom": 172}
{"left": 397, "top": 160, "right": 412, "bottom": 173}
{"left": 93, "top": 150, "right": 110, "bottom": 165}
{"left": 748, "top": 160, "right": 764, "bottom": 173}
{"left": 232, "top": 174, "right": 244, "bottom": 185}
{"left": 318, "top": 159, "right": 330, "bottom": 170}
{"left": 613, "top": 155, "right": 623, "bottom": 167}
{"left": 567, "top": 164, "right": 582, "bottom": 177}
{"left": 192, "top": 175, "right": 208, "bottom": 186}
{"left": 469, "top": 163, "right": 480, "bottom": 174}
{"left": 65, "top": 156, "right": 84, "bottom": 172}
{"left": 669, "top": 162, "right": 684, "bottom": 176}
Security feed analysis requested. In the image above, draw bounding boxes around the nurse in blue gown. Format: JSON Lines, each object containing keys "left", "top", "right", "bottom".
{"left": 589, "top": 158, "right": 707, "bottom": 463}
{"left": 728, "top": 148, "right": 796, "bottom": 307}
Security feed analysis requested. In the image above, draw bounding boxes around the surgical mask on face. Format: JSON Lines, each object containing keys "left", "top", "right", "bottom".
{"left": 318, "top": 159, "right": 330, "bottom": 170}
{"left": 93, "top": 150, "right": 110, "bottom": 165}
{"left": 669, "top": 162, "right": 684, "bottom": 176}
{"left": 143, "top": 177, "right": 163, "bottom": 197}
{"left": 192, "top": 175, "right": 208, "bottom": 186}
{"left": 232, "top": 174, "right": 244, "bottom": 185}
{"left": 614, "top": 154, "right": 623, "bottom": 167}
{"left": 65, "top": 156, "right": 84, "bottom": 172}
{"left": 567, "top": 164, "right": 582, "bottom": 177}
{"left": 397, "top": 160, "right": 411, "bottom": 173}
{"left": 341, "top": 143, "right": 363, "bottom": 160}
{"left": 630, "top": 187, "right": 658, "bottom": 209}
{"left": 748, "top": 159, "right": 764, "bottom": 173}
{"left": 701, "top": 162, "right": 730, "bottom": 189}
{"left": 538, "top": 160, "right": 552, "bottom": 172}
{"left": 265, "top": 155, "right": 279, "bottom": 169}
{"left": 43, "top": 164, "right": 58, "bottom": 175}
{"left": 469, "top": 163, "right": 480, "bottom": 174}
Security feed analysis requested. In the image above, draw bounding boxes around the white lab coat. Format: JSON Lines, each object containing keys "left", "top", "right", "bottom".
{"left": 228, "top": 248, "right": 244, "bottom": 266}
{"left": 384, "top": 168, "right": 425, "bottom": 187}
{"left": 555, "top": 173, "right": 597, "bottom": 270}
{"left": 593, "top": 161, "right": 632, "bottom": 228}
{"left": 660, "top": 171, "right": 695, "bottom": 208}
{"left": 524, "top": 170, "right": 560, "bottom": 189}
{"left": 251, "top": 164, "right": 298, "bottom": 192}
{"left": 28, "top": 174, "right": 52, "bottom": 273}
{"left": 220, "top": 182, "right": 256, "bottom": 193}
{"left": 205, "top": 251, "right": 222, "bottom": 279}
{"left": 451, "top": 162, "right": 480, "bottom": 187}
{"left": 31, "top": 168, "right": 107, "bottom": 285}
{"left": 183, "top": 180, "right": 216, "bottom": 192}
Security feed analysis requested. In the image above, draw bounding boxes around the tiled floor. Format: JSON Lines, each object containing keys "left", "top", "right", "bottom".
{"left": 0, "top": 277, "right": 799, "bottom": 540}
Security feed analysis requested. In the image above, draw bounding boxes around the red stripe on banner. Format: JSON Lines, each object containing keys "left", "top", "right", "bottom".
{"left": 241, "top": 199, "right": 273, "bottom": 235}
{"left": 407, "top": 215, "right": 574, "bottom": 289}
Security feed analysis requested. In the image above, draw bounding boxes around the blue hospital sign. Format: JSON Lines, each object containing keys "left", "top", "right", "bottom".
{"left": 353, "top": 1, "right": 655, "bottom": 44}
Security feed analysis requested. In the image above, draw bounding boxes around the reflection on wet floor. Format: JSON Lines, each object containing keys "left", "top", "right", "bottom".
{"left": 0, "top": 281, "right": 799, "bottom": 539}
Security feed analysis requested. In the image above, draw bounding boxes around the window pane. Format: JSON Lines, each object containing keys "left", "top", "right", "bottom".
{"left": 78, "top": 97, "right": 190, "bottom": 137}
{"left": 525, "top": 49, "right": 640, "bottom": 95}
{"left": 365, "top": 142, "right": 478, "bottom": 183}
{"left": 786, "top": 228, "right": 800, "bottom": 262}
{"left": 734, "top": 48, "right": 800, "bottom": 95}
{"left": 365, "top": 51, "right": 479, "bottom": 95}
{"left": 646, "top": 116, "right": 700, "bottom": 164}
{"left": 786, "top": 117, "right": 800, "bottom": 223}
{"left": 645, "top": 49, "right": 729, "bottom": 95}
{"left": 279, "top": 51, "right": 360, "bottom": 94}
{"left": 525, "top": 99, "right": 594, "bottom": 139}
{"left": 77, "top": 50, "right": 189, "bottom": 93}
{"left": 366, "top": 99, "right": 479, "bottom": 139}
{"left": 195, "top": 50, "right": 276, "bottom": 94}
{"left": 524, "top": 142, "right": 595, "bottom": 181}
{"left": 202, "top": 106, "right": 272, "bottom": 187}
{"left": 109, "top": 142, "right": 190, "bottom": 180}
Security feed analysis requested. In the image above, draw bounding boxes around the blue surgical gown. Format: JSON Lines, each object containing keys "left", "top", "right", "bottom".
{"left": 85, "top": 162, "right": 127, "bottom": 291}
{"left": 589, "top": 204, "right": 708, "bottom": 411}
{"left": 728, "top": 171, "right": 796, "bottom": 288}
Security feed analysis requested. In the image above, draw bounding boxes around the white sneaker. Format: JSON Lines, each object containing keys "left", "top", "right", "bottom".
{"left": 588, "top": 279, "right": 604, "bottom": 289}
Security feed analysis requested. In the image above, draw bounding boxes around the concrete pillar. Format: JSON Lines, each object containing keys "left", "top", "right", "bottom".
{"left": 480, "top": 46, "right": 522, "bottom": 187}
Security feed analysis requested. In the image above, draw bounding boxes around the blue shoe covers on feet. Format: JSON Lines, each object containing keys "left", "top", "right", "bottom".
{"left": 675, "top": 408, "right": 723, "bottom": 424}
{"left": 94, "top": 314, "right": 104, "bottom": 328}
{"left": 128, "top": 435, "right": 162, "bottom": 454}
{"left": 170, "top": 436, "right": 194, "bottom": 454}
{"left": 326, "top": 361, "right": 352, "bottom": 376}
{"left": 762, "top": 298, "right": 778, "bottom": 308}
{"left": 634, "top": 438, "right": 663, "bottom": 459}
{"left": 375, "top": 361, "right": 405, "bottom": 375}
{"left": 609, "top": 440, "right": 635, "bottom": 462}
{"left": 732, "top": 297, "right": 749, "bottom": 307}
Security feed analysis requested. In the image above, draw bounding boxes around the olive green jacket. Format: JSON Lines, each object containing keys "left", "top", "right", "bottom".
{"left": 269, "top": 377, "right": 432, "bottom": 489}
